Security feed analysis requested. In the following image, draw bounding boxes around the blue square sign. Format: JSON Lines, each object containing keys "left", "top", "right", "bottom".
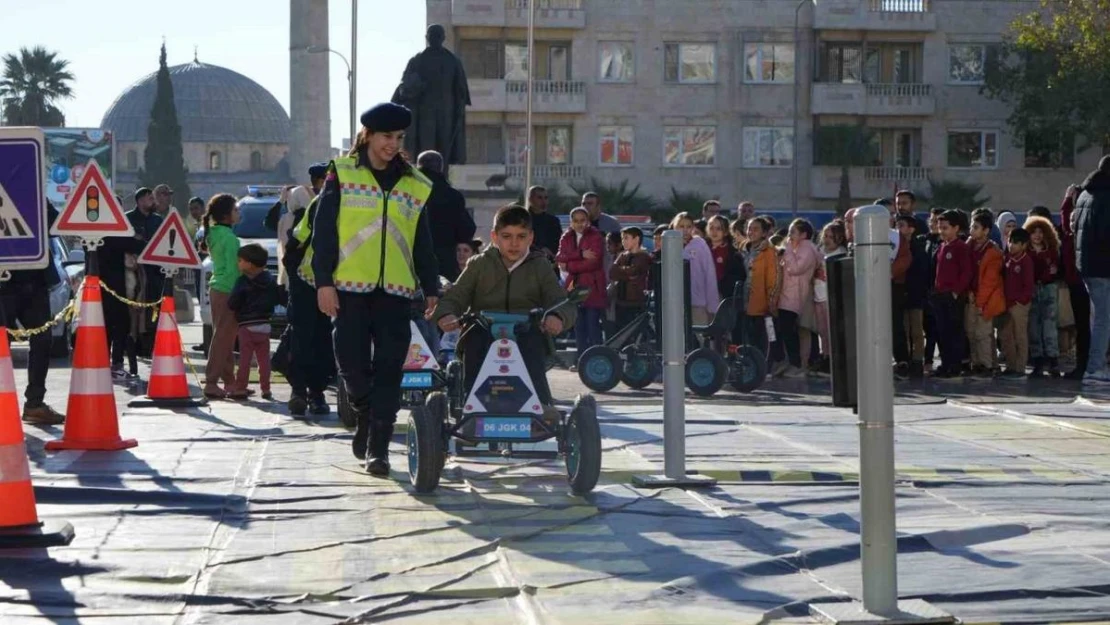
{"left": 0, "top": 127, "right": 47, "bottom": 271}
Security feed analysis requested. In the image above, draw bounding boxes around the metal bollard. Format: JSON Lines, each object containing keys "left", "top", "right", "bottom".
{"left": 632, "top": 231, "right": 716, "bottom": 489}
{"left": 810, "top": 206, "right": 953, "bottom": 624}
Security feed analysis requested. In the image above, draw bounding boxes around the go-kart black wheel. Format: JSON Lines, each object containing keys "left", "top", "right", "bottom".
{"left": 337, "top": 383, "right": 356, "bottom": 429}
{"left": 408, "top": 392, "right": 447, "bottom": 493}
{"left": 578, "top": 346, "right": 621, "bottom": 392}
{"left": 729, "top": 345, "right": 768, "bottom": 393}
{"left": 620, "top": 345, "right": 658, "bottom": 390}
{"left": 685, "top": 347, "right": 727, "bottom": 397}
{"left": 565, "top": 394, "right": 602, "bottom": 495}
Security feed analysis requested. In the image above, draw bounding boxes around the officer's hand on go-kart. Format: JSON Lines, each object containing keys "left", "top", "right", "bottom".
{"left": 438, "top": 314, "right": 460, "bottom": 333}
{"left": 542, "top": 315, "right": 563, "bottom": 336}
{"left": 423, "top": 296, "right": 439, "bottom": 319}
{"left": 318, "top": 286, "right": 340, "bottom": 317}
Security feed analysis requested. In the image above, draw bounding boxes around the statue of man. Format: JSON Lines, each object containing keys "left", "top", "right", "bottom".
{"left": 392, "top": 24, "right": 471, "bottom": 166}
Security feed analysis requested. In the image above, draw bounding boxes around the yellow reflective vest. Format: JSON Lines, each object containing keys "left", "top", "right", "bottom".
{"left": 291, "top": 195, "right": 318, "bottom": 247}
{"left": 298, "top": 157, "right": 432, "bottom": 299}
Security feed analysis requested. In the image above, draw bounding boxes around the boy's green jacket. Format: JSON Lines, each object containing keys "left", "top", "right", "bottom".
{"left": 433, "top": 247, "right": 578, "bottom": 330}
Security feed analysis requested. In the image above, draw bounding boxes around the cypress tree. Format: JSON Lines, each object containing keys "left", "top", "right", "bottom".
{"left": 138, "top": 43, "right": 191, "bottom": 203}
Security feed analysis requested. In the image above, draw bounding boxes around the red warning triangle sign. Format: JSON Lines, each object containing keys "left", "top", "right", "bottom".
{"left": 139, "top": 210, "right": 200, "bottom": 269}
{"left": 51, "top": 160, "right": 134, "bottom": 238}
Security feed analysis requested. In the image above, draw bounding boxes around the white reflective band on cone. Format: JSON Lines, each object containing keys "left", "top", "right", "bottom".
{"left": 0, "top": 356, "right": 15, "bottom": 393}
{"left": 79, "top": 300, "right": 105, "bottom": 327}
{"left": 156, "top": 312, "right": 177, "bottom": 332}
{"left": 0, "top": 442, "right": 31, "bottom": 484}
{"left": 151, "top": 356, "right": 185, "bottom": 376}
{"left": 69, "top": 368, "right": 114, "bottom": 395}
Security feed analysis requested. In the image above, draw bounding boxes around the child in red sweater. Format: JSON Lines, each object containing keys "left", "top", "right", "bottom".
{"left": 1000, "top": 228, "right": 1034, "bottom": 377}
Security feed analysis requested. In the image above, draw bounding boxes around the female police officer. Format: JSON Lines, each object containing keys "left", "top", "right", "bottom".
{"left": 300, "top": 102, "right": 439, "bottom": 476}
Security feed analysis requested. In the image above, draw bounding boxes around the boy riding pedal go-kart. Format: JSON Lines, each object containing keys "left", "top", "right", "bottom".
{"left": 424, "top": 204, "right": 602, "bottom": 494}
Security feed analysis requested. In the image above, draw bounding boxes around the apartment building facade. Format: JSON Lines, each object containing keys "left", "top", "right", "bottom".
{"left": 430, "top": 0, "right": 1098, "bottom": 214}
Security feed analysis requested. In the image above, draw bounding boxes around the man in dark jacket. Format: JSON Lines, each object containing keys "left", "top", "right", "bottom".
{"left": 1, "top": 202, "right": 65, "bottom": 424}
{"left": 417, "top": 150, "right": 474, "bottom": 281}
{"left": 528, "top": 185, "right": 562, "bottom": 260}
{"left": 99, "top": 188, "right": 156, "bottom": 371}
{"left": 1073, "top": 155, "right": 1110, "bottom": 381}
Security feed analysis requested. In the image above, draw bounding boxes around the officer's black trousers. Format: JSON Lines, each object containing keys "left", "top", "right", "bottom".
{"left": 0, "top": 283, "right": 51, "bottom": 406}
{"left": 333, "top": 290, "right": 411, "bottom": 425}
{"left": 287, "top": 277, "right": 334, "bottom": 398}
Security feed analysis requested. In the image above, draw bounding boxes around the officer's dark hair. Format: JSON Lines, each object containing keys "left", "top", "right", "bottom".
{"left": 349, "top": 127, "right": 412, "bottom": 175}
{"left": 621, "top": 226, "right": 643, "bottom": 241}
{"left": 203, "top": 194, "right": 238, "bottom": 246}
{"left": 1009, "top": 226, "right": 1030, "bottom": 245}
{"left": 972, "top": 211, "right": 994, "bottom": 231}
{"left": 938, "top": 209, "right": 963, "bottom": 228}
{"left": 237, "top": 243, "right": 268, "bottom": 268}
{"left": 494, "top": 204, "right": 532, "bottom": 231}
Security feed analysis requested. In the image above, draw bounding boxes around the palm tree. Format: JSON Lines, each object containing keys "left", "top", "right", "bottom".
{"left": 813, "top": 123, "right": 878, "bottom": 215}
{"left": 572, "top": 177, "right": 657, "bottom": 215}
{"left": 0, "top": 46, "right": 75, "bottom": 126}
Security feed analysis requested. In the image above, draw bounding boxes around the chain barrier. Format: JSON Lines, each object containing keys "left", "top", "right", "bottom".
{"left": 97, "top": 279, "right": 162, "bottom": 325}
{"left": 6, "top": 299, "right": 79, "bottom": 341}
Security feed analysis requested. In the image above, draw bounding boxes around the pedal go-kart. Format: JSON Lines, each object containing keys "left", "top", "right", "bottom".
{"left": 407, "top": 290, "right": 602, "bottom": 495}
{"left": 578, "top": 294, "right": 766, "bottom": 396}
{"left": 337, "top": 319, "right": 446, "bottom": 428}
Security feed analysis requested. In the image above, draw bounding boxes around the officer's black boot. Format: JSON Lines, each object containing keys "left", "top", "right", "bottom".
{"left": 365, "top": 422, "right": 394, "bottom": 477}
{"left": 352, "top": 410, "right": 370, "bottom": 460}
{"left": 288, "top": 394, "right": 308, "bottom": 417}
{"left": 309, "top": 392, "right": 330, "bottom": 415}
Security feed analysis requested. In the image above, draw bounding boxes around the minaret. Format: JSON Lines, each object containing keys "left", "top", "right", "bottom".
{"left": 289, "top": 0, "right": 331, "bottom": 183}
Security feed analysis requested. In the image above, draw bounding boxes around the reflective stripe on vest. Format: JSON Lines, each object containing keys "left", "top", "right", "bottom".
{"left": 298, "top": 157, "right": 431, "bottom": 298}
{"left": 292, "top": 195, "right": 318, "bottom": 246}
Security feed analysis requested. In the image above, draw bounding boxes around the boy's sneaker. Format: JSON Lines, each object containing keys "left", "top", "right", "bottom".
{"left": 783, "top": 365, "right": 807, "bottom": 379}
{"left": 971, "top": 366, "right": 993, "bottom": 379}
{"left": 261, "top": 391, "right": 273, "bottom": 401}
{"left": 1046, "top": 358, "right": 1061, "bottom": 378}
{"left": 541, "top": 405, "right": 562, "bottom": 429}
{"left": 771, "top": 360, "right": 790, "bottom": 378}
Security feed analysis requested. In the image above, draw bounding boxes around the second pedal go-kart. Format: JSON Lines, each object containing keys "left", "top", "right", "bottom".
{"left": 337, "top": 319, "right": 446, "bottom": 428}
{"left": 407, "top": 289, "right": 602, "bottom": 495}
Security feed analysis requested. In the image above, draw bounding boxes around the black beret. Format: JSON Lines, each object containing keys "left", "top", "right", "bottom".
{"left": 308, "top": 162, "right": 329, "bottom": 179}
{"left": 360, "top": 103, "right": 412, "bottom": 132}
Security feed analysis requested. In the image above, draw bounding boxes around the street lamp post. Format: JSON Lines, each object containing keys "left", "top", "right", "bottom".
{"left": 792, "top": 0, "right": 815, "bottom": 218}
{"left": 523, "top": 0, "right": 536, "bottom": 211}
{"left": 307, "top": 45, "right": 355, "bottom": 151}
{"left": 350, "top": 0, "right": 357, "bottom": 151}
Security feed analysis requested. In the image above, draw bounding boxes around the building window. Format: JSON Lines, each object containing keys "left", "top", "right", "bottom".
{"left": 507, "top": 125, "right": 572, "bottom": 165}
{"left": 947, "top": 130, "right": 998, "bottom": 168}
{"left": 459, "top": 40, "right": 504, "bottom": 79}
{"left": 250, "top": 151, "right": 262, "bottom": 171}
{"left": 126, "top": 150, "right": 137, "bottom": 171}
{"left": 209, "top": 151, "right": 222, "bottom": 171}
{"left": 466, "top": 125, "right": 504, "bottom": 164}
{"left": 599, "top": 126, "right": 634, "bottom": 166}
{"left": 599, "top": 41, "right": 634, "bottom": 82}
{"left": 743, "top": 127, "right": 794, "bottom": 168}
{"left": 744, "top": 43, "right": 795, "bottom": 83}
{"left": 663, "top": 126, "right": 716, "bottom": 167}
{"left": 664, "top": 43, "right": 716, "bottom": 83}
{"left": 505, "top": 43, "right": 529, "bottom": 81}
{"left": 948, "top": 44, "right": 998, "bottom": 84}
{"left": 1024, "top": 131, "right": 1075, "bottom": 168}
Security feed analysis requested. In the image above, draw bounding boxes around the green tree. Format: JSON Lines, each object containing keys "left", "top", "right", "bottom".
{"left": 572, "top": 177, "right": 657, "bottom": 215}
{"left": 667, "top": 187, "right": 711, "bottom": 221}
{"left": 0, "top": 46, "right": 74, "bottom": 126}
{"left": 813, "top": 123, "right": 878, "bottom": 215}
{"left": 920, "top": 178, "right": 991, "bottom": 212}
{"left": 982, "top": 0, "right": 1110, "bottom": 152}
{"left": 139, "top": 44, "right": 191, "bottom": 203}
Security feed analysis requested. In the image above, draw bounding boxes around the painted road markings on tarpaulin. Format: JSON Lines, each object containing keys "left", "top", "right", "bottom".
{"left": 139, "top": 210, "right": 200, "bottom": 269}
{"left": 0, "top": 127, "right": 49, "bottom": 271}
{"left": 50, "top": 159, "right": 133, "bottom": 239}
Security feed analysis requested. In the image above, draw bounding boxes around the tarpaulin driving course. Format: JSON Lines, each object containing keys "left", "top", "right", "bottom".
{"left": 5, "top": 333, "right": 1110, "bottom": 624}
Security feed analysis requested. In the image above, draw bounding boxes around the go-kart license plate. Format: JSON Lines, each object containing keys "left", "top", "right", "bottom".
{"left": 401, "top": 372, "right": 434, "bottom": 388}
{"left": 476, "top": 417, "right": 532, "bottom": 439}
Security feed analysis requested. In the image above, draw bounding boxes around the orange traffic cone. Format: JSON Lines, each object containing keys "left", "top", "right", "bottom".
{"left": 45, "top": 276, "right": 137, "bottom": 451}
{"left": 129, "top": 295, "right": 206, "bottom": 408}
{"left": 0, "top": 323, "right": 74, "bottom": 548}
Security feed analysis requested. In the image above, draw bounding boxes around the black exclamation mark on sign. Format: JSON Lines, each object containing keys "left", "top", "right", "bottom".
{"left": 167, "top": 229, "right": 176, "bottom": 256}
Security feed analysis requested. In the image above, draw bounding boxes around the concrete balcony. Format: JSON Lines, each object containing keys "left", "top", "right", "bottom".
{"left": 810, "top": 165, "right": 930, "bottom": 199}
{"left": 451, "top": 0, "right": 586, "bottom": 28}
{"left": 811, "top": 83, "right": 935, "bottom": 116}
{"left": 468, "top": 79, "right": 587, "bottom": 113}
{"left": 815, "top": 0, "right": 936, "bottom": 31}
{"left": 449, "top": 164, "right": 508, "bottom": 192}
{"left": 506, "top": 163, "right": 586, "bottom": 185}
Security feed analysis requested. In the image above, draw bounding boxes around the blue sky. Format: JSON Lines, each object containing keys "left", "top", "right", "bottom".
{"left": 2, "top": 0, "right": 427, "bottom": 147}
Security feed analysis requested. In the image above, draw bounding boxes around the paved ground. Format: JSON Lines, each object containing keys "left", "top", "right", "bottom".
{"left": 5, "top": 317, "right": 1110, "bottom": 623}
